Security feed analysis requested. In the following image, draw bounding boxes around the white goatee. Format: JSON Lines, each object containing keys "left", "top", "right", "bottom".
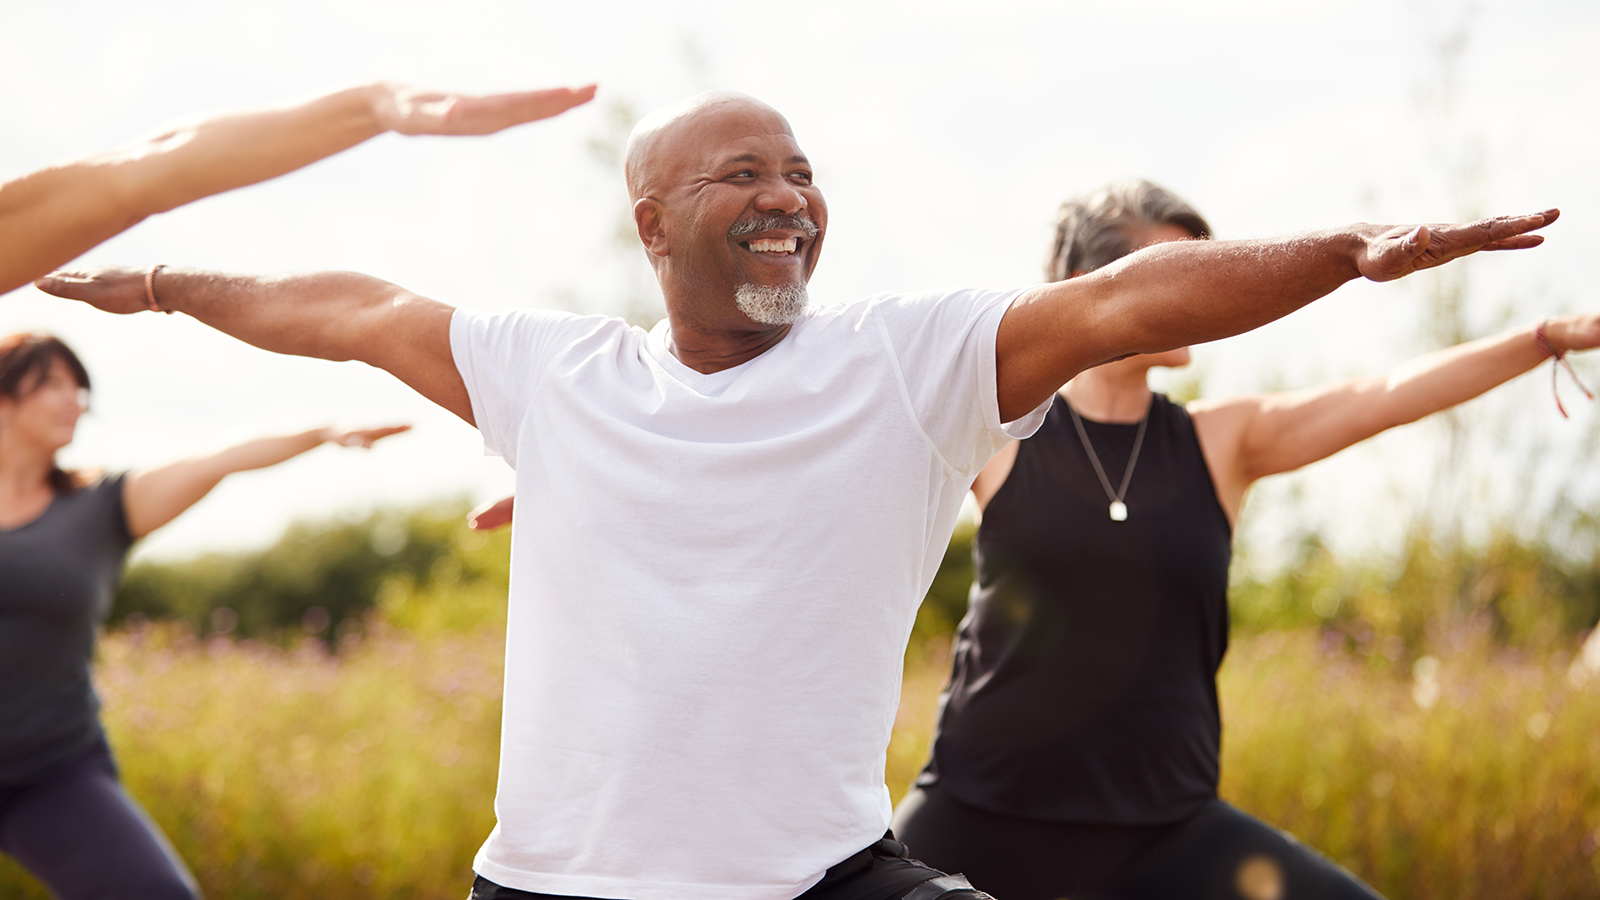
{"left": 735, "top": 283, "right": 810, "bottom": 326}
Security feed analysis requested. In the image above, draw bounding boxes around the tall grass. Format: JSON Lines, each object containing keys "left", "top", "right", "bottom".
{"left": 0, "top": 621, "right": 505, "bottom": 900}
{"left": 3, "top": 617, "right": 1597, "bottom": 898}
{"left": 5, "top": 507, "right": 1599, "bottom": 897}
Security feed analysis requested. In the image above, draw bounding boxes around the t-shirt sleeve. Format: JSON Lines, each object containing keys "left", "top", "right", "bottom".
{"left": 450, "top": 308, "right": 596, "bottom": 468}
{"left": 872, "top": 287, "right": 1051, "bottom": 478}
{"left": 98, "top": 471, "right": 134, "bottom": 551}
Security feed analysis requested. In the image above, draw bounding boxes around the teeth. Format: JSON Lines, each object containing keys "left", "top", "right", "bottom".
{"left": 748, "top": 237, "right": 798, "bottom": 253}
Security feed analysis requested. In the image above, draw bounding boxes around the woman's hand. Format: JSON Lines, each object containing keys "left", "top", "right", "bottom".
{"left": 324, "top": 424, "right": 412, "bottom": 449}
{"left": 1546, "top": 312, "right": 1600, "bottom": 355}
{"left": 467, "top": 496, "right": 515, "bottom": 531}
{"left": 372, "top": 83, "right": 597, "bottom": 136}
{"left": 125, "top": 424, "right": 412, "bottom": 538}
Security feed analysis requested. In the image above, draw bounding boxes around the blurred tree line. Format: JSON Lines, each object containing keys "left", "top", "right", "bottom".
{"left": 114, "top": 502, "right": 1600, "bottom": 662}
{"left": 114, "top": 502, "right": 510, "bottom": 642}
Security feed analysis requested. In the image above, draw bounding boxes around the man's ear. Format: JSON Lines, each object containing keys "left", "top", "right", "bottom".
{"left": 634, "top": 199, "right": 669, "bottom": 258}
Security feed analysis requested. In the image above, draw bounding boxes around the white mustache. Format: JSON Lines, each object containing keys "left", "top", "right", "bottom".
{"left": 729, "top": 215, "right": 819, "bottom": 239}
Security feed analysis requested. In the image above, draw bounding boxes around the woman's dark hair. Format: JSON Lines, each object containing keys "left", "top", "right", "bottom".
{"left": 1047, "top": 179, "right": 1212, "bottom": 282}
{"left": 0, "top": 333, "right": 92, "bottom": 493}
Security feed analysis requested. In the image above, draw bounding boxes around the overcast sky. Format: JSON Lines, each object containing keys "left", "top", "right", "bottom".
{"left": 3, "top": 0, "right": 1596, "bottom": 563}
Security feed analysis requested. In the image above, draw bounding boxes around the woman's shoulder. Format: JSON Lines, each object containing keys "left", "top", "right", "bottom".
{"left": 56, "top": 470, "right": 131, "bottom": 531}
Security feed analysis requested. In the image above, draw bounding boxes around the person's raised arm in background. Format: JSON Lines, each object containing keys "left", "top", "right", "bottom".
{"left": 24, "top": 84, "right": 595, "bottom": 426}
{"left": 124, "top": 424, "right": 410, "bottom": 538}
{"left": 1, "top": 81, "right": 596, "bottom": 294}
{"left": 1189, "top": 311, "right": 1599, "bottom": 523}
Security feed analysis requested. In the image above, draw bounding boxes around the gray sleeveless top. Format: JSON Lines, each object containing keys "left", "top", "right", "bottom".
{"left": 0, "top": 473, "right": 132, "bottom": 784}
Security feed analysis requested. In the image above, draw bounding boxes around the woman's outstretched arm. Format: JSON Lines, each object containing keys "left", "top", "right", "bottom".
{"left": 122, "top": 424, "right": 409, "bottom": 538}
{"left": 0, "top": 81, "right": 596, "bottom": 294}
{"left": 1191, "top": 312, "right": 1600, "bottom": 522}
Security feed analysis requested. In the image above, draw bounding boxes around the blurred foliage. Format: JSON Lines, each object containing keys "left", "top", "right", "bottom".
{"left": 114, "top": 502, "right": 510, "bottom": 642}
{"left": 911, "top": 519, "right": 974, "bottom": 646}
{"left": 113, "top": 501, "right": 1600, "bottom": 663}
{"left": 1231, "top": 530, "right": 1600, "bottom": 660}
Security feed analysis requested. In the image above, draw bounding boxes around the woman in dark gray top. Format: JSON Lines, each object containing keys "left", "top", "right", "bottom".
{"left": 0, "top": 333, "right": 406, "bottom": 900}
{"left": 890, "top": 181, "right": 1600, "bottom": 900}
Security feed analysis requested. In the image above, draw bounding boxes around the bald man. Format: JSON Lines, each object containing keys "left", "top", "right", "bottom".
{"left": 36, "top": 92, "right": 1556, "bottom": 900}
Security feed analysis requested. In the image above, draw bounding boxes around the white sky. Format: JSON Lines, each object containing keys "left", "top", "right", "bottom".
{"left": 2, "top": 0, "right": 1597, "bottom": 563}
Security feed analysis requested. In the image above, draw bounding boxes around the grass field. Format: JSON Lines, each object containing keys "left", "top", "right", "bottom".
{"left": 3, "top": 618, "right": 1598, "bottom": 898}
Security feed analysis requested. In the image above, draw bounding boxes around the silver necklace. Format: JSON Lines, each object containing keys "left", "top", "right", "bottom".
{"left": 1066, "top": 397, "right": 1150, "bottom": 522}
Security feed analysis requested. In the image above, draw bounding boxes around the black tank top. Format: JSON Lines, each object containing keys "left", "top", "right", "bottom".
{"left": 919, "top": 393, "right": 1232, "bottom": 824}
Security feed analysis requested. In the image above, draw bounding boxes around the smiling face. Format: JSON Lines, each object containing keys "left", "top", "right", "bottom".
{"left": 628, "top": 94, "right": 828, "bottom": 330}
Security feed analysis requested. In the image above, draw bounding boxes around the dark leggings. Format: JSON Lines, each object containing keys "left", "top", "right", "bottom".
{"left": 0, "top": 739, "right": 200, "bottom": 900}
{"left": 892, "top": 784, "right": 1385, "bottom": 900}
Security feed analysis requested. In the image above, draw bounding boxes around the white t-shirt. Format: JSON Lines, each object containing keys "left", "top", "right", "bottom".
{"left": 451, "top": 287, "right": 1047, "bottom": 900}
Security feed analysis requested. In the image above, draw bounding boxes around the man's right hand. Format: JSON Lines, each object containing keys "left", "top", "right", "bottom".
{"left": 33, "top": 265, "right": 155, "bottom": 315}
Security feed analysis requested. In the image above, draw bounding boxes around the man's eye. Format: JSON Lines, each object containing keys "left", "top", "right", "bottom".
{"left": 790, "top": 172, "right": 813, "bottom": 185}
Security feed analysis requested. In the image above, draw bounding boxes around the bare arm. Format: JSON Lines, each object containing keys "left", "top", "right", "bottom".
{"left": 0, "top": 81, "right": 596, "bottom": 294}
{"left": 34, "top": 266, "right": 471, "bottom": 422}
{"left": 994, "top": 213, "right": 1557, "bottom": 422}
{"left": 1190, "top": 312, "right": 1600, "bottom": 524}
{"left": 123, "top": 424, "right": 409, "bottom": 538}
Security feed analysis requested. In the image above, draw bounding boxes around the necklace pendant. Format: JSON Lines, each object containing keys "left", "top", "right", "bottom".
{"left": 1109, "top": 501, "right": 1128, "bottom": 522}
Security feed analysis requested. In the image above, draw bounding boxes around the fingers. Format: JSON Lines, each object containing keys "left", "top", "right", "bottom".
{"left": 393, "top": 83, "right": 599, "bottom": 136}
{"left": 465, "top": 84, "right": 598, "bottom": 133}
{"left": 1479, "top": 234, "right": 1545, "bottom": 252}
{"left": 1402, "top": 224, "right": 1430, "bottom": 258}
{"left": 32, "top": 265, "right": 151, "bottom": 313}
{"left": 337, "top": 423, "right": 412, "bottom": 448}
{"left": 1412, "top": 208, "right": 1559, "bottom": 271}
{"left": 467, "top": 496, "right": 515, "bottom": 531}
{"left": 1482, "top": 209, "right": 1558, "bottom": 243}
{"left": 34, "top": 268, "right": 99, "bottom": 297}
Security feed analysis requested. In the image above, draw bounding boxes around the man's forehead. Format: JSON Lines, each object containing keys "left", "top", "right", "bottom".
{"left": 626, "top": 92, "right": 801, "bottom": 196}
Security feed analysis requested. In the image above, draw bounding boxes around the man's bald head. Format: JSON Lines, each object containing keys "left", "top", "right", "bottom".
{"left": 624, "top": 92, "right": 794, "bottom": 203}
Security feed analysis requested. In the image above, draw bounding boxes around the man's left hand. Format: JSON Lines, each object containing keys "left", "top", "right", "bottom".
{"left": 1358, "top": 209, "right": 1559, "bottom": 283}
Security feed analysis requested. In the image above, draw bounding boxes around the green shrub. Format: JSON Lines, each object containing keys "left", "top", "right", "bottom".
{"left": 114, "top": 502, "right": 510, "bottom": 640}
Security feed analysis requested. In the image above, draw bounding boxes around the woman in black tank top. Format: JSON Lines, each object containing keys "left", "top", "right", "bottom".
{"left": 891, "top": 181, "right": 1600, "bottom": 900}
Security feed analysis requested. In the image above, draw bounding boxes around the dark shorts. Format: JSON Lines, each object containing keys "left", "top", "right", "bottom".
{"left": 892, "top": 783, "right": 1385, "bottom": 900}
{"left": 468, "top": 832, "right": 992, "bottom": 900}
{"left": 0, "top": 737, "right": 200, "bottom": 900}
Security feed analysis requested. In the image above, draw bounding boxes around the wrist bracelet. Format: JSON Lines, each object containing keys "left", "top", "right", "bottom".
{"left": 1535, "top": 318, "right": 1592, "bottom": 418}
{"left": 143, "top": 265, "right": 173, "bottom": 314}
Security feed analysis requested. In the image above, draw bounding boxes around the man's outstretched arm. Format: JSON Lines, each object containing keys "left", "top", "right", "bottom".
{"left": 33, "top": 267, "right": 472, "bottom": 424}
{"left": 0, "top": 81, "right": 596, "bottom": 294}
{"left": 994, "top": 212, "right": 1558, "bottom": 421}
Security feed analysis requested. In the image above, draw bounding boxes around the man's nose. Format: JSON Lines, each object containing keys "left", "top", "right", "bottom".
{"left": 755, "top": 175, "right": 807, "bottom": 215}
